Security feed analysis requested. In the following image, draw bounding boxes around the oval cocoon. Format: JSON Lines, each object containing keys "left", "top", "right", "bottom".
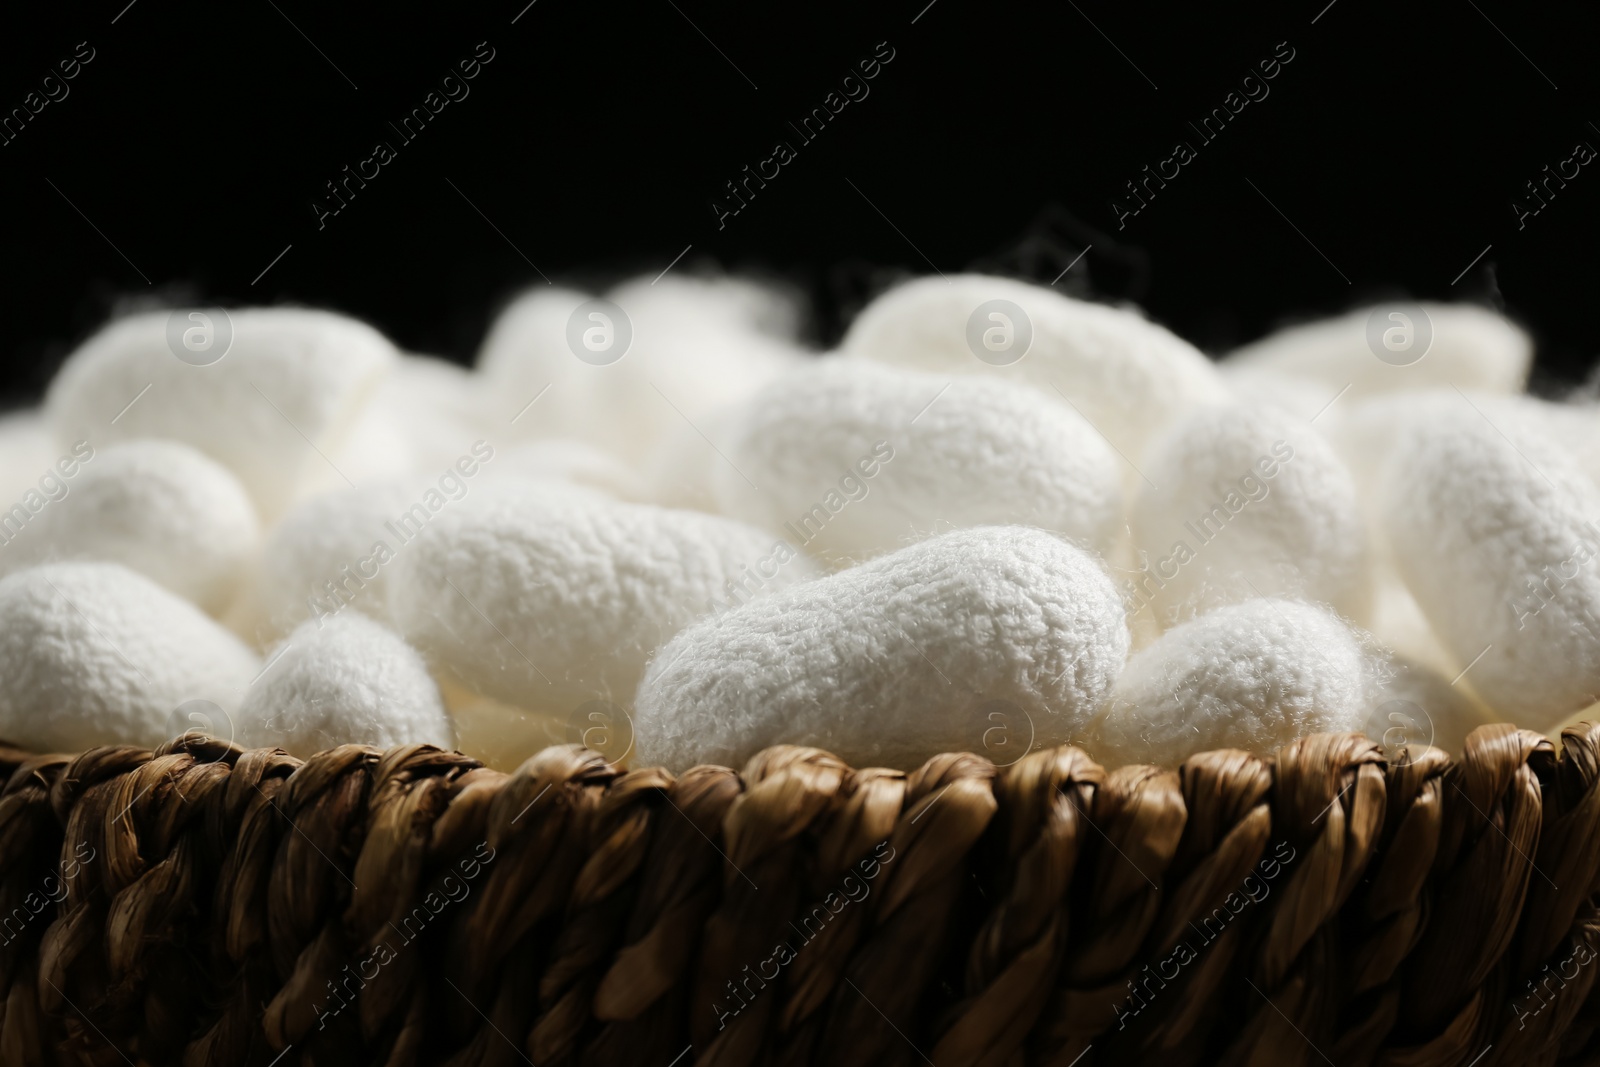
{"left": 235, "top": 614, "right": 454, "bottom": 755}
{"left": 1381, "top": 409, "right": 1600, "bottom": 723}
{"left": 0, "top": 562, "right": 260, "bottom": 752}
{"left": 47, "top": 308, "right": 397, "bottom": 520}
{"left": 476, "top": 275, "right": 802, "bottom": 464}
{"left": 842, "top": 274, "right": 1227, "bottom": 465}
{"left": 714, "top": 360, "right": 1121, "bottom": 564}
{"left": 1333, "top": 391, "right": 1600, "bottom": 509}
{"left": 0, "top": 440, "right": 259, "bottom": 615}
{"left": 633, "top": 525, "right": 1130, "bottom": 771}
{"left": 1092, "top": 599, "right": 1369, "bottom": 767}
{"left": 245, "top": 481, "right": 421, "bottom": 641}
{"left": 244, "top": 475, "right": 600, "bottom": 644}
{"left": 323, "top": 354, "right": 490, "bottom": 489}
{"left": 387, "top": 486, "right": 820, "bottom": 720}
{"left": 1129, "top": 402, "right": 1369, "bottom": 628}
{"left": 1224, "top": 302, "right": 1530, "bottom": 398}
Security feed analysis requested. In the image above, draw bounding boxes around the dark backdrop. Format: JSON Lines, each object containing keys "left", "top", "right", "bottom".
{"left": 2, "top": 0, "right": 1596, "bottom": 407}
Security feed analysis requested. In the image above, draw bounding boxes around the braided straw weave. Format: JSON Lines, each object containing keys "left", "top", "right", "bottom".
{"left": 3, "top": 723, "right": 1600, "bottom": 1066}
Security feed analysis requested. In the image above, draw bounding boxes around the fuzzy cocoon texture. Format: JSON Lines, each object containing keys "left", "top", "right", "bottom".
{"left": 475, "top": 275, "right": 804, "bottom": 464}
{"left": 387, "top": 488, "right": 821, "bottom": 763}
{"left": 239, "top": 473, "right": 599, "bottom": 645}
{"left": 0, "top": 562, "right": 260, "bottom": 753}
{"left": 0, "top": 440, "right": 258, "bottom": 616}
{"left": 1092, "top": 599, "right": 1369, "bottom": 767}
{"left": 1336, "top": 392, "right": 1600, "bottom": 509}
{"left": 47, "top": 308, "right": 396, "bottom": 520}
{"left": 1494, "top": 394, "right": 1600, "bottom": 487}
{"left": 1129, "top": 402, "right": 1370, "bottom": 628}
{"left": 234, "top": 614, "right": 453, "bottom": 756}
{"left": 1381, "top": 409, "right": 1600, "bottom": 724}
{"left": 633, "top": 526, "right": 1129, "bottom": 771}
{"left": 714, "top": 360, "right": 1122, "bottom": 564}
{"left": 841, "top": 274, "right": 1227, "bottom": 468}
{"left": 1224, "top": 303, "right": 1530, "bottom": 400}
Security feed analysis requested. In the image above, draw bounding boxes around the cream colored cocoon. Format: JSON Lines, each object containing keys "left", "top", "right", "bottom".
{"left": 473, "top": 284, "right": 584, "bottom": 427}
{"left": 242, "top": 475, "right": 602, "bottom": 644}
{"left": 0, "top": 440, "right": 258, "bottom": 616}
{"left": 1224, "top": 302, "right": 1530, "bottom": 399}
{"left": 0, "top": 562, "right": 260, "bottom": 753}
{"left": 1493, "top": 394, "right": 1600, "bottom": 486}
{"left": 324, "top": 354, "right": 490, "bottom": 488}
{"left": 475, "top": 275, "right": 803, "bottom": 464}
{"left": 633, "top": 526, "right": 1130, "bottom": 772}
{"left": 486, "top": 439, "right": 647, "bottom": 501}
{"left": 1129, "top": 402, "right": 1369, "bottom": 629}
{"left": 1381, "top": 408, "right": 1600, "bottom": 724}
{"left": 1328, "top": 391, "right": 1452, "bottom": 502}
{"left": 47, "top": 308, "right": 396, "bottom": 520}
{"left": 646, "top": 404, "right": 743, "bottom": 512}
{"left": 235, "top": 614, "right": 454, "bottom": 756}
{"left": 1337, "top": 391, "right": 1600, "bottom": 503}
{"left": 608, "top": 272, "right": 806, "bottom": 345}
{"left": 244, "top": 481, "right": 422, "bottom": 641}
{"left": 841, "top": 274, "right": 1228, "bottom": 466}
{"left": 387, "top": 486, "right": 821, "bottom": 719}
{"left": 473, "top": 284, "right": 657, "bottom": 456}
{"left": 1322, "top": 391, "right": 1462, "bottom": 672}
{"left": 0, "top": 411, "right": 61, "bottom": 508}
{"left": 713, "top": 360, "right": 1121, "bottom": 565}
{"left": 1222, "top": 365, "right": 1351, "bottom": 425}
{"left": 1364, "top": 654, "right": 1494, "bottom": 760}
{"left": 1092, "top": 599, "right": 1369, "bottom": 768}
{"left": 1321, "top": 391, "right": 1583, "bottom": 681}
{"left": 1365, "top": 565, "right": 1460, "bottom": 680}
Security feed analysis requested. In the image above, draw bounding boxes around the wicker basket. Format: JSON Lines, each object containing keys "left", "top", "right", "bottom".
{"left": 1, "top": 723, "right": 1597, "bottom": 1066}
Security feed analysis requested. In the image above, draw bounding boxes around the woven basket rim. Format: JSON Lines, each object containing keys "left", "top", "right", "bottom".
{"left": 2, "top": 722, "right": 1597, "bottom": 1066}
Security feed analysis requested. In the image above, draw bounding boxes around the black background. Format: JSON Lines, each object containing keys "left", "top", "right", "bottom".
{"left": 2, "top": 0, "right": 1596, "bottom": 408}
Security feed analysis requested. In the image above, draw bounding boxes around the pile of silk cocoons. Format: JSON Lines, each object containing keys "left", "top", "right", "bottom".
{"left": 0, "top": 270, "right": 1590, "bottom": 776}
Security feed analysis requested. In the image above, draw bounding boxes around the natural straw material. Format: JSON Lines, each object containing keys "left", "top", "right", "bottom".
{"left": 3, "top": 724, "right": 1600, "bottom": 1066}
